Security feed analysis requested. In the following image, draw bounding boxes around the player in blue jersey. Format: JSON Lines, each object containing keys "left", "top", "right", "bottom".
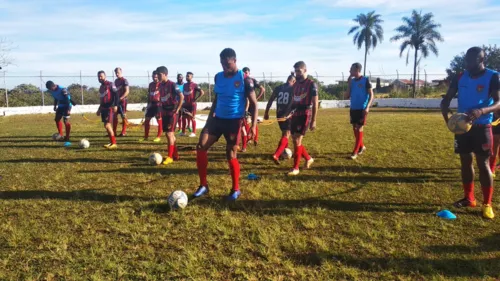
{"left": 441, "top": 47, "right": 500, "bottom": 219}
{"left": 192, "top": 48, "right": 258, "bottom": 201}
{"left": 176, "top": 73, "right": 185, "bottom": 134}
{"left": 345, "top": 63, "right": 374, "bottom": 160}
{"left": 46, "top": 81, "right": 76, "bottom": 143}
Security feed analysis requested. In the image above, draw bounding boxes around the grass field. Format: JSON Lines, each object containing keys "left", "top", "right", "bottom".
{"left": 0, "top": 108, "right": 499, "bottom": 281}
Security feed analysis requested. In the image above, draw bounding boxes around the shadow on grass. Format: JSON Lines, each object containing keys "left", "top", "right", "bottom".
{"left": 0, "top": 189, "right": 147, "bottom": 203}
{"left": 79, "top": 167, "right": 230, "bottom": 176}
{"left": 0, "top": 157, "right": 145, "bottom": 164}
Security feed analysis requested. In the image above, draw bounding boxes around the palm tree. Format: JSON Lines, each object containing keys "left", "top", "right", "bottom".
{"left": 391, "top": 10, "right": 443, "bottom": 98}
{"left": 348, "top": 11, "right": 384, "bottom": 76}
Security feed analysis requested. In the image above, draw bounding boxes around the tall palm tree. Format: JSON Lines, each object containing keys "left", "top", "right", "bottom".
{"left": 391, "top": 10, "right": 443, "bottom": 98}
{"left": 348, "top": 11, "right": 384, "bottom": 76}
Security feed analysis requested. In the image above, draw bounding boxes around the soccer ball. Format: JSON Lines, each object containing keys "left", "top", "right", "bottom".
{"left": 52, "top": 133, "right": 63, "bottom": 141}
{"left": 167, "top": 190, "right": 188, "bottom": 210}
{"left": 281, "top": 148, "right": 293, "bottom": 160}
{"left": 79, "top": 139, "right": 90, "bottom": 149}
{"left": 447, "top": 113, "right": 472, "bottom": 135}
{"left": 148, "top": 153, "right": 163, "bottom": 166}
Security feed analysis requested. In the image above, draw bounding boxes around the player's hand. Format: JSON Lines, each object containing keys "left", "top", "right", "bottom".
{"left": 53, "top": 106, "right": 57, "bottom": 112}
{"left": 467, "top": 109, "right": 483, "bottom": 122}
{"left": 113, "top": 106, "right": 118, "bottom": 113}
{"left": 264, "top": 112, "right": 269, "bottom": 120}
{"left": 248, "top": 125, "right": 257, "bottom": 140}
{"left": 363, "top": 108, "right": 370, "bottom": 114}
{"left": 310, "top": 120, "right": 317, "bottom": 131}
{"left": 96, "top": 110, "right": 100, "bottom": 116}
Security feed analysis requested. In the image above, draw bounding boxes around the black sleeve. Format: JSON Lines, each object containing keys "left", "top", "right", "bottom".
{"left": 310, "top": 82, "right": 318, "bottom": 97}
{"left": 111, "top": 83, "right": 119, "bottom": 106}
{"left": 245, "top": 77, "right": 255, "bottom": 96}
{"left": 489, "top": 73, "right": 499, "bottom": 97}
{"left": 366, "top": 79, "right": 372, "bottom": 89}
{"left": 70, "top": 98, "right": 77, "bottom": 105}
{"left": 253, "top": 78, "right": 260, "bottom": 88}
{"left": 450, "top": 75, "right": 459, "bottom": 90}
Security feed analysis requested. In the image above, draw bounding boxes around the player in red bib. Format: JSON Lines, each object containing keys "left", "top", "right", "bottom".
{"left": 140, "top": 71, "right": 163, "bottom": 142}
{"left": 96, "top": 70, "right": 119, "bottom": 149}
{"left": 157, "top": 66, "right": 183, "bottom": 165}
{"left": 114, "top": 67, "right": 129, "bottom": 137}
{"left": 242, "top": 67, "right": 265, "bottom": 146}
{"left": 264, "top": 72, "right": 296, "bottom": 164}
{"left": 181, "top": 71, "right": 204, "bottom": 137}
{"left": 287, "top": 61, "right": 318, "bottom": 176}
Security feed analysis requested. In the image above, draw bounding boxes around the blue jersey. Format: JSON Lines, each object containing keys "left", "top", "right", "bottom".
{"left": 176, "top": 83, "right": 184, "bottom": 103}
{"left": 457, "top": 69, "right": 497, "bottom": 125}
{"left": 214, "top": 70, "right": 246, "bottom": 119}
{"left": 350, "top": 76, "right": 370, "bottom": 110}
{"left": 50, "top": 86, "right": 72, "bottom": 107}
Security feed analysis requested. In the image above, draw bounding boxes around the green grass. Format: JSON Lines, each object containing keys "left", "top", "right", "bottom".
{"left": 0, "top": 108, "right": 499, "bottom": 281}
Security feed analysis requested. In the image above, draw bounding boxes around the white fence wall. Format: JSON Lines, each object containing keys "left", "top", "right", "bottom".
{"left": 1, "top": 99, "right": 455, "bottom": 116}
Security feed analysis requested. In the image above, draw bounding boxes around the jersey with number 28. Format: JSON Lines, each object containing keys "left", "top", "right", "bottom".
{"left": 274, "top": 83, "right": 294, "bottom": 118}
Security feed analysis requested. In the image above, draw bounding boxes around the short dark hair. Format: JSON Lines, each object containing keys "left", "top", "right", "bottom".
{"left": 97, "top": 70, "right": 106, "bottom": 76}
{"left": 466, "top": 46, "right": 484, "bottom": 57}
{"left": 186, "top": 71, "right": 193, "bottom": 76}
{"left": 293, "top": 61, "right": 306, "bottom": 69}
{"left": 351, "top": 63, "right": 362, "bottom": 72}
{"left": 152, "top": 70, "right": 157, "bottom": 76}
{"left": 287, "top": 71, "right": 295, "bottom": 82}
{"left": 156, "top": 66, "right": 168, "bottom": 75}
{"left": 242, "top": 67, "right": 250, "bottom": 72}
{"left": 177, "top": 73, "right": 183, "bottom": 78}
{"left": 114, "top": 67, "right": 122, "bottom": 72}
{"left": 45, "top": 80, "right": 55, "bottom": 89}
{"left": 220, "top": 48, "right": 236, "bottom": 59}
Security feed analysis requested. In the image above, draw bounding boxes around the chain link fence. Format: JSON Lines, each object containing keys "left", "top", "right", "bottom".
{"left": 0, "top": 71, "right": 448, "bottom": 107}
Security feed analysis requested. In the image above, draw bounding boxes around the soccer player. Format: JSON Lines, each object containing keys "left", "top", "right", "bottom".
{"left": 182, "top": 71, "right": 205, "bottom": 137}
{"left": 157, "top": 66, "right": 183, "bottom": 165}
{"left": 176, "top": 73, "right": 185, "bottom": 134}
{"left": 140, "top": 70, "right": 162, "bottom": 142}
{"left": 242, "top": 67, "right": 265, "bottom": 145}
{"left": 192, "top": 48, "right": 258, "bottom": 201}
{"left": 287, "top": 61, "right": 317, "bottom": 176}
{"left": 46, "top": 81, "right": 76, "bottom": 143}
{"left": 441, "top": 46, "right": 500, "bottom": 219}
{"left": 264, "top": 72, "right": 296, "bottom": 164}
{"left": 344, "top": 63, "right": 374, "bottom": 160}
{"left": 114, "top": 67, "right": 129, "bottom": 137}
{"left": 96, "top": 71, "right": 119, "bottom": 149}
{"left": 490, "top": 114, "right": 500, "bottom": 176}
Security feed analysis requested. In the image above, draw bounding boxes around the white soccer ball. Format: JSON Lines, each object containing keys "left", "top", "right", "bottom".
{"left": 148, "top": 153, "right": 163, "bottom": 166}
{"left": 79, "top": 139, "right": 90, "bottom": 149}
{"left": 167, "top": 190, "right": 188, "bottom": 210}
{"left": 281, "top": 148, "right": 293, "bottom": 160}
{"left": 52, "top": 133, "right": 63, "bottom": 141}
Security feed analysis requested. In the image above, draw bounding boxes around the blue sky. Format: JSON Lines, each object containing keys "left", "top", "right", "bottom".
{"left": 1, "top": 0, "right": 500, "bottom": 87}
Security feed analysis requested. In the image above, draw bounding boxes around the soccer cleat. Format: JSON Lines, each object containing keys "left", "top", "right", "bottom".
{"left": 226, "top": 190, "right": 241, "bottom": 201}
{"left": 118, "top": 133, "right": 126, "bottom": 137}
{"left": 179, "top": 132, "right": 186, "bottom": 137}
{"left": 162, "top": 157, "right": 174, "bottom": 165}
{"left": 350, "top": 154, "right": 358, "bottom": 160}
{"left": 272, "top": 155, "right": 280, "bottom": 165}
{"left": 305, "top": 158, "right": 314, "bottom": 169}
{"left": 138, "top": 138, "right": 148, "bottom": 142}
{"left": 453, "top": 198, "right": 477, "bottom": 208}
{"left": 103, "top": 143, "right": 112, "bottom": 148}
{"left": 188, "top": 127, "right": 193, "bottom": 133}
{"left": 63, "top": 141, "right": 71, "bottom": 147}
{"left": 176, "top": 129, "right": 182, "bottom": 134}
{"left": 240, "top": 148, "right": 247, "bottom": 153}
{"left": 358, "top": 146, "right": 367, "bottom": 155}
{"left": 189, "top": 133, "right": 196, "bottom": 138}
{"left": 254, "top": 140, "right": 258, "bottom": 147}
{"left": 193, "top": 185, "right": 209, "bottom": 198}
{"left": 482, "top": 204, "right": 495, "bottom": 219}
{"left": 106, "top": 144, "right": 118, "bottom": 150}
{"left": 153, "top": 137, "right": 161, "bottom": 143}
{"left": 287, "top": 169, "right": 300, "bottom": 176}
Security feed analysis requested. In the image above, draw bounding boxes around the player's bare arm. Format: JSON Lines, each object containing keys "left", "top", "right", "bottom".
{"left": 264, "top": 88, "right": 278, "bottom": 120}
{"left": 364, "top": 88, "right": 374, "bottom": 114}
{"left": 440, "top": 80, "right": 458, "bottom": 124}
{"left": 257, "top": 84, "right": 266, "bottom": 100}
{"left": 53, "top": 99, "right": 57, "bottom": 111}
{"left": 175, "top": 88, "right": 184, "bottom": 114}
{"left": 344, "top": 76, "right": 352, "bottom": 99}
{"left": 111, "top": 84, "right": 119, "bottom": 113}
{"left": 194, "top": 87, "right": 205, "bottom": 101}
{"left": 310, "top": 95, "right": 318, "bottom": 131}
{"left": 121, "top": 84, "right": 129, "bottom": 100}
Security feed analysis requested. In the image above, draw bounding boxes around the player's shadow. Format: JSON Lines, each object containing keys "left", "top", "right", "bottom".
{"left": 79, "top": 167, "right": 230, "bottom": 176}
{"left": 0, "top": 157, "right": 144, "bottom": 164}
{"left": 285, "top": 233, "right": 500, "bottom": 277}
{"left": 0, "top": 144, "right": 67, "bottom": 149}
{"left": 0, "top": 188, "right": 147, "bottom": 203}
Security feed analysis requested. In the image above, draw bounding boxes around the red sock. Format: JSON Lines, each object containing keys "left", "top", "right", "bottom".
{"left": 353, "top": 129, "right": 361, "bottom": 154}
{"left": 228, "top": 158, "right": 240, "bottom": 191}
{"left": 359, "top": 131, "right": 364, "bottom": 149}
{"left": 293, "top": 146, "right": 303, "bottom": 170}
{"left": 490, "top": 155, "right": 497, "bottom": 174}
{"left": 173, "top": 145, "right": 179, "bottom": 160}
{"left": 144, "top": 119, "right": 150, "bottom": 138}
{"left": 245, "top": 123, "right": 250, "bottom": 137}
{"left": 482, "top": 186, "right": 493, "bottom": 205}
{"left": 157, "top": 118, "right": 163, "bottom": 137}
{"left": 56, "top": 121, "right": 63, "bottom": 135}
{"left": 463, "top": 182, "right": 475, "bottom": 202}
{"left": 192, "top": 119, "right": 196, "bottom": 133}
{"left": 274, "top": 136, "right": 288, "bottom": 158}
{"left": 196, "top": 150, "right": 208, "bottom": 186}
{"left": 182, "top": 117, "right": 187, "bottom": 133}
{"left": 168, "top": 145, "right": 174, "bottom": 158}
{"left": 254, "top": 125, "right": 259, "bottom": 142}
{"left": 242, "top": 136, "right": 248, "bottom": 149}
{"left": 113, "top": 117, "right": 118, "bottom": 136}
{"left": 302, "top": 145, "right": 311, "bottom": 161}
{"left": 65, "top": 122, "right": 71, "bottom": 140}
{"left": 109, "top": 135, "right": 116, "bottom": 144}
{"left": 121, "top": 120, "right": 127, "bottom": 135}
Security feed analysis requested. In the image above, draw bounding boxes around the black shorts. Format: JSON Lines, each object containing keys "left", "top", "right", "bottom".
{"left": 117, "top": 100, "right": 127, "bottom": 115}
{"left": 100, "top": 107, "right": 114, "bottom": 124}
{"left": 145, "top": 105, "right": 161, "bottom": 118}
{"left": 56, "top": 106, "right": 71, "bottom": 118}
{"left": 291, "top": 111, "right": 311, "bottom": 136}
{"left": 182, "top": 104, "right": 197, "bottom": 116}
{"left": 493, "top": 125, "right": 500, "bottom": 135}
{"left": 278, "top": 118, "right": 292, "bottom": 132}
{"left": 454, "top": 125, "right": 492, "bottom": 156}
{"left": 203, "top": 117, "right": 243, "bottom": 146}
{"left": 162, "top": 111, "right": 177, "bottom": 133}
{"left": 350, "top": 109, "right": 367, "bottom": 126}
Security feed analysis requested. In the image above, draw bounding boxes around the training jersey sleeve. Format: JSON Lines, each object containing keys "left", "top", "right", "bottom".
{"left": 310, "top": 82, "right": 318, "bottom": 97}
{"left": 252, "top": 77, "right": 260, "bottom": 88}
{"left": 111, "top": 82, "right": 119, "bottom": 106}
{"left": 366, "top": 79, "right": 373, "bottom": 89}
{"left": 245, "top": 77, "right": 255, "bottom": 96}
